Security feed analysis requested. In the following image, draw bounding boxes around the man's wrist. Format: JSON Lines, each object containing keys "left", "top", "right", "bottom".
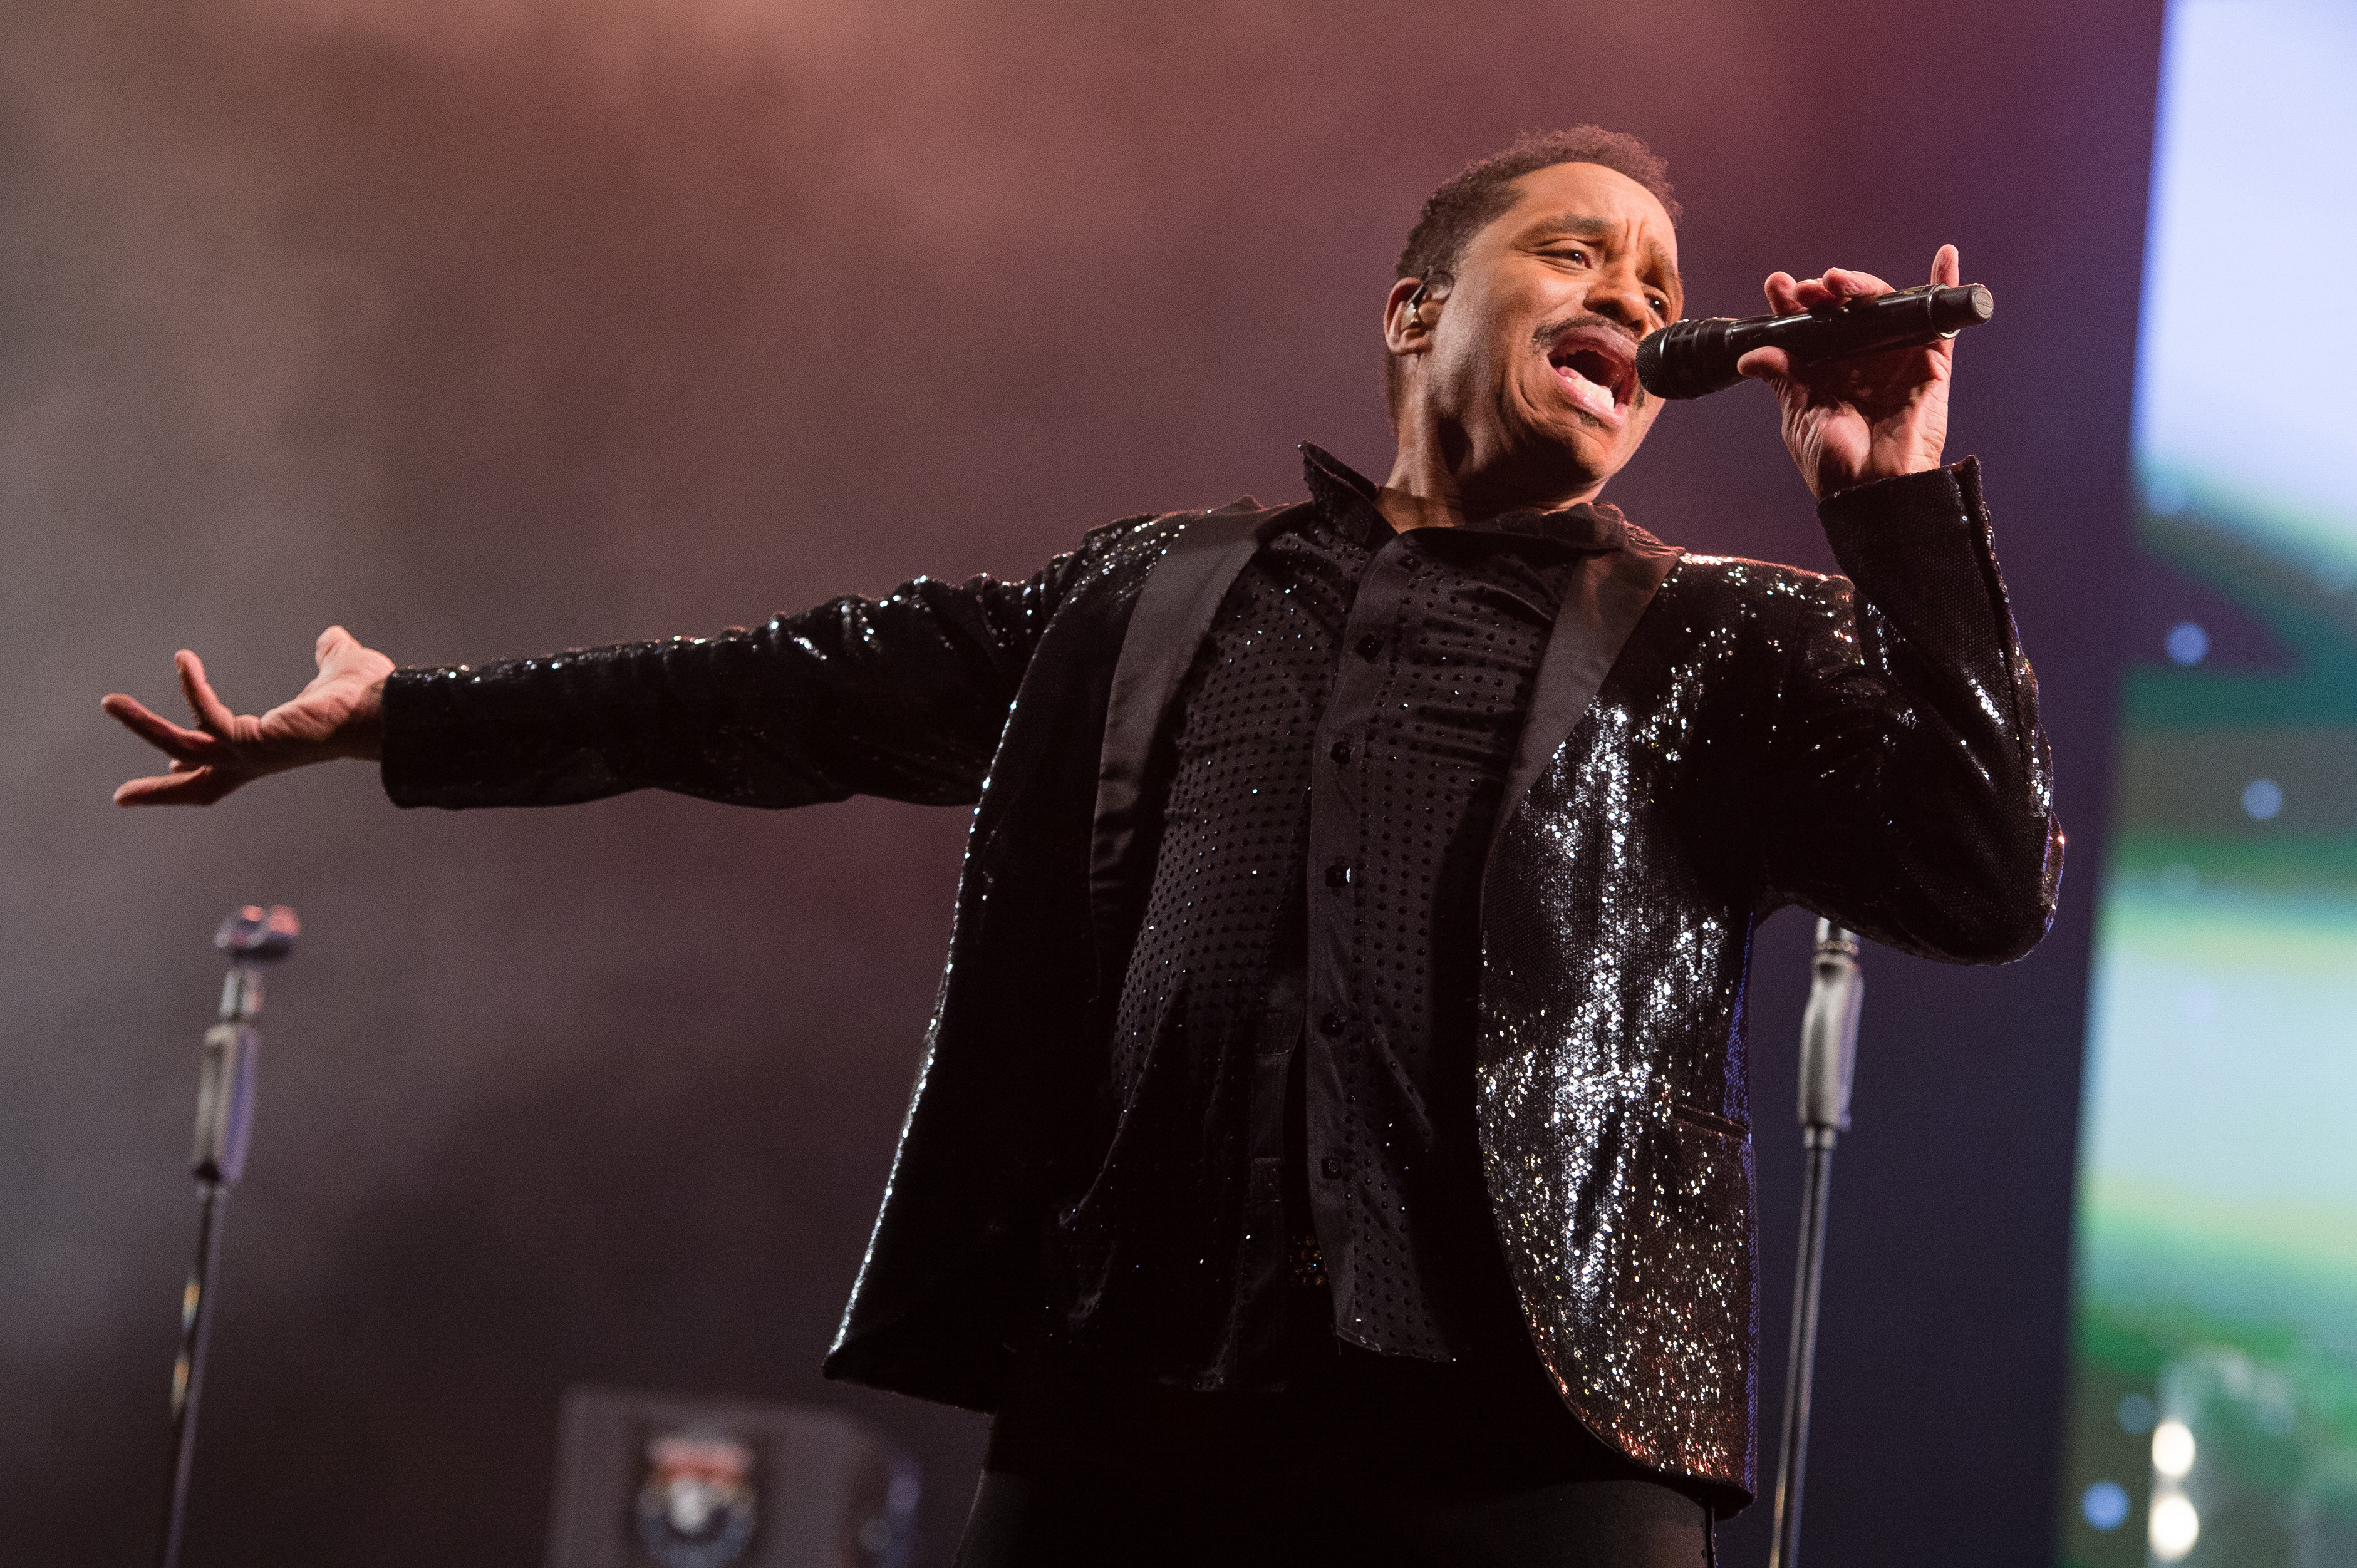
{"left": 1818, "top": 452, "right": 1943, "bottom": 504}
{"left": 341, "top": 676, "right": 388, "bottom": 762}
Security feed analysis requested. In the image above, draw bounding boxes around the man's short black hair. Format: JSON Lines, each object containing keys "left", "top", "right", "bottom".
{"left": 1396, "top": 126, "right": 1680, "bottom": 284}
{"left": 1386, "top": 127, "right": 1679, "bottom": 421}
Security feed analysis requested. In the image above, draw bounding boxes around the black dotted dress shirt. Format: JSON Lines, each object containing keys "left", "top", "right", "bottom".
{"left": 1052, "top": 445, "right": 1626, "bottom": 1390}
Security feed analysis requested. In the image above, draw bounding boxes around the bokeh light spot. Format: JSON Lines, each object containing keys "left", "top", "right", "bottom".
{"left": 2165, "top": 621, "right": 2208, "bottom": 664}
{"left": 2152, "top": 1418, "right": 2195, "bottom": 1479}
{"left": 2149, "top": 1493, "right": 2199, "bottom": 1560}
{"left": 2242, "top": 778, "right": 2284, "bottom": 820}
{"left": 2082, "top": 1480, "right": 2130, "bottom": 1531}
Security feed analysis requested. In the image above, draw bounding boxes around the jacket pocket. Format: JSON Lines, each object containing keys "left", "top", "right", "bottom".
{"left": 1670, "top": 1100, "right": 1750, "bottom": 1140}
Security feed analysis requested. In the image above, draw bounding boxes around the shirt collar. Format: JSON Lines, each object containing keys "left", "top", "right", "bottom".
{"left": 1298, "top": 442, "right": 1391, "bottom": 547}
{"left": 1296, "top": 442, "right": 1628, "bottom": 552}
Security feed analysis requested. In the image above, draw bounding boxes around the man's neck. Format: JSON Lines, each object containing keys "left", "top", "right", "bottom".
{"left": 1375, "top": 440, "right": 1605, "bottom": 534}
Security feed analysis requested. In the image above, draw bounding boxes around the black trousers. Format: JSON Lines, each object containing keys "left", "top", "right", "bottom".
{"left": 953, "top": 1349, "right": 1721, "bottom": 1567}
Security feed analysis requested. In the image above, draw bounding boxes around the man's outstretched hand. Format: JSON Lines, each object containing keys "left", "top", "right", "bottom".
{"left": 1738, "top": 243, "right": 1961, "bottom": 500}
{"left": 102, "top": 626, "right": 393, "bottom": 806}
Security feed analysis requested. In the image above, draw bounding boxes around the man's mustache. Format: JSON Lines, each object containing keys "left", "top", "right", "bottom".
{"left": 1530, "top": 314, "right": 1641, "bottom": 353}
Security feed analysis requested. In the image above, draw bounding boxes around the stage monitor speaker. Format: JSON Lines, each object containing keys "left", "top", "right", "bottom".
{"left": 546, "top": 1387, "right": 919, "bottom": 1568}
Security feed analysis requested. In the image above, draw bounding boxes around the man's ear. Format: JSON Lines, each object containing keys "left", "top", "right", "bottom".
{"left": 1385, "top": 273, "right": 1452, "bottom": 353}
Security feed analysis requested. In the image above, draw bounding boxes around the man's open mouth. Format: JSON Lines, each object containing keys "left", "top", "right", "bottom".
{"left": 1545, "top": 325, "right": 1638, "bottom": 425}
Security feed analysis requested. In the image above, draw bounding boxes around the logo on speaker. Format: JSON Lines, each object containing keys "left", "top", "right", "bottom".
{"left": 636, "top": 1430, "right": 758, "bottom": 1568}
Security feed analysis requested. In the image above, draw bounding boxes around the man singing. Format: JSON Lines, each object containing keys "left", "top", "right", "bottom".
{"left": 105, "top": 127, "right": 2061, "bottom": 1567}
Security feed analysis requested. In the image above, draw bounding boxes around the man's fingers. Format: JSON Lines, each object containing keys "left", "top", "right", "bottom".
{"left": 100, "top": 693, "right": 214, "bottom": 758}
{"left": 1932, "top": 243, "right": 1960, "bottom": 287}
{"left": 1770, "top": 264, "right": 1919, "bottom": 317}
{"left": 175, "top": 650, "right": 239, "bottom": 736}
{"left": 113, "top": 765, "right": 237, "bottom": 807}
{"left": 1820, "top": 267, "right": 1893, "bottom": 299}
{"left": 108, "top": 674, "right": 250, "bottom": 803}
{"left": 315, "top": 624, "right": 356, "bottom": 670}
{"left": 1736, "top": 346, "right": 1793, "bottom": 382}
{"left": 113, "top": 770, "right": 183, "bottom": 805}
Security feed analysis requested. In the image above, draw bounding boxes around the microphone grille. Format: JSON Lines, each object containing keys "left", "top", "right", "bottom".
{"left": 1634, "top": 330, "right": 1672, "bottom": 397}
{"left": 1635, "top": 318, "right": 1742, "bottom": 400}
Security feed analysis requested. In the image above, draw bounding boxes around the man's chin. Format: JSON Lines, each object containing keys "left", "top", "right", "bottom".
{"left": 1516, "top": 421, "right": 1627, "bottom": 493}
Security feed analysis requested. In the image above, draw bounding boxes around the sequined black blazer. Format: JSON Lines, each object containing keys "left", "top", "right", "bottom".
{"left": 381, "top": 457, "right": 2061, "bottom": 1502}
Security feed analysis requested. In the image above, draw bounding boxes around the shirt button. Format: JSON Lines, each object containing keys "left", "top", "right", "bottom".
{"left": 1325, "top": 860, "right": 1354, "bottom": 889}
{"left": 1329, "top": 738, "right": 1354, "bottom": 765}
{"left": 1355, "top": 634, "right": 1383, "bottom": 661}
{"left": 1320, "top": 1009, "right": 1349, "bottom": 1036}
{"left": 1321, "top": 1155, "right": 1344, "bottom": 1179}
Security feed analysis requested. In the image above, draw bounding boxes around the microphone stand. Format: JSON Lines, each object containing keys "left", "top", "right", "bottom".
{"left": 1768, "top": 920, "right": 1863, "bottom": 1568}
{"left": 159, "top": 905, "right": 299, "bottom": 1568}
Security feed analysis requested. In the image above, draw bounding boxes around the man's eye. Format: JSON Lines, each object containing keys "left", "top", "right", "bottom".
{"left": 1649, "top": 297, "right": 1669, "bottom": 316}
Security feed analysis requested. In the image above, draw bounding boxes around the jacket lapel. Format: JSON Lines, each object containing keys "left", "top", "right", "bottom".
{"left": 1089, "top": 499, "right": 1308, "bottom": 992}
{"left": 1487, "top": 526, "right": 1684, "bottom": 865}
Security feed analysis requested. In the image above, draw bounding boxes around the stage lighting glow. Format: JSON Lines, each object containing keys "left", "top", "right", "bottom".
{"left": 2058, "top": 3, "right": 2357, "bottom": 1563}
{"left": 2080, "top": 1480, "right": 2130, "bottom": 1532}
{"left": 2150, "top": 1419, "right": 2195, "bottom": 1480}
{"left": 2147, "top": 1493, "right": 2199, "bottom": 1560}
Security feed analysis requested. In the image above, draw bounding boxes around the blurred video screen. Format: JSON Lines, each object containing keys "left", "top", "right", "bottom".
{"left": 2056, "top": 3, "right": 2357, "bottom": 1565}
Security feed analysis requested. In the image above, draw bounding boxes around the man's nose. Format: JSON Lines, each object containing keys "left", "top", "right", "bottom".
{"left": 1585, "top": 268, "right": 1650, "bottom": 329}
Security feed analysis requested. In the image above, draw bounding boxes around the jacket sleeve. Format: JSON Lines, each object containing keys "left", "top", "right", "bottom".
{"left": 1757, "top": 458, "right": 2064, "bottom": 962}
{"left": 380, "top": 544, "right": 1098, "bottom": 812}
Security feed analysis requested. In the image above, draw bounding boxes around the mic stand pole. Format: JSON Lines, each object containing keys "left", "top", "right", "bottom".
{"left": 1768, "top": 920, "right": 1863, "bottom": 1568}
{"left": 159, "top": 905, "right": 299, "bottom": 1568}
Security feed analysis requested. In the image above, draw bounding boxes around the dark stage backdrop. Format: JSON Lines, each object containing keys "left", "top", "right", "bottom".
{"left": 1, "top": 2, "right": 2159, "bottom": 1562}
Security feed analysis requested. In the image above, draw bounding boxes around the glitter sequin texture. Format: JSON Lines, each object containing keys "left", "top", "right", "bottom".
{"left": 379, "top": 455, "right": 2061, "bottom": 1502}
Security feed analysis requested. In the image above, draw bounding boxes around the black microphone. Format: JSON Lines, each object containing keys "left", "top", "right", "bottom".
{"left": 1635, "top": 282, "right": 1994, "bottom": 400}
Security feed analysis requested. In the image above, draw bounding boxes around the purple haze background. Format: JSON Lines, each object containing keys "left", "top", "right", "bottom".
{"left": 1, "top": 1, "right": 2158, "bottom": 1562}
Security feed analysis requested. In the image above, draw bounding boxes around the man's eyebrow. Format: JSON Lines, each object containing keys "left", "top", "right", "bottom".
{"left": 1531, "top": 214, "right": 1684, "bottom": 293}
{"left": 1533, "top": 212, "right": 1617, "bottom": 240}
